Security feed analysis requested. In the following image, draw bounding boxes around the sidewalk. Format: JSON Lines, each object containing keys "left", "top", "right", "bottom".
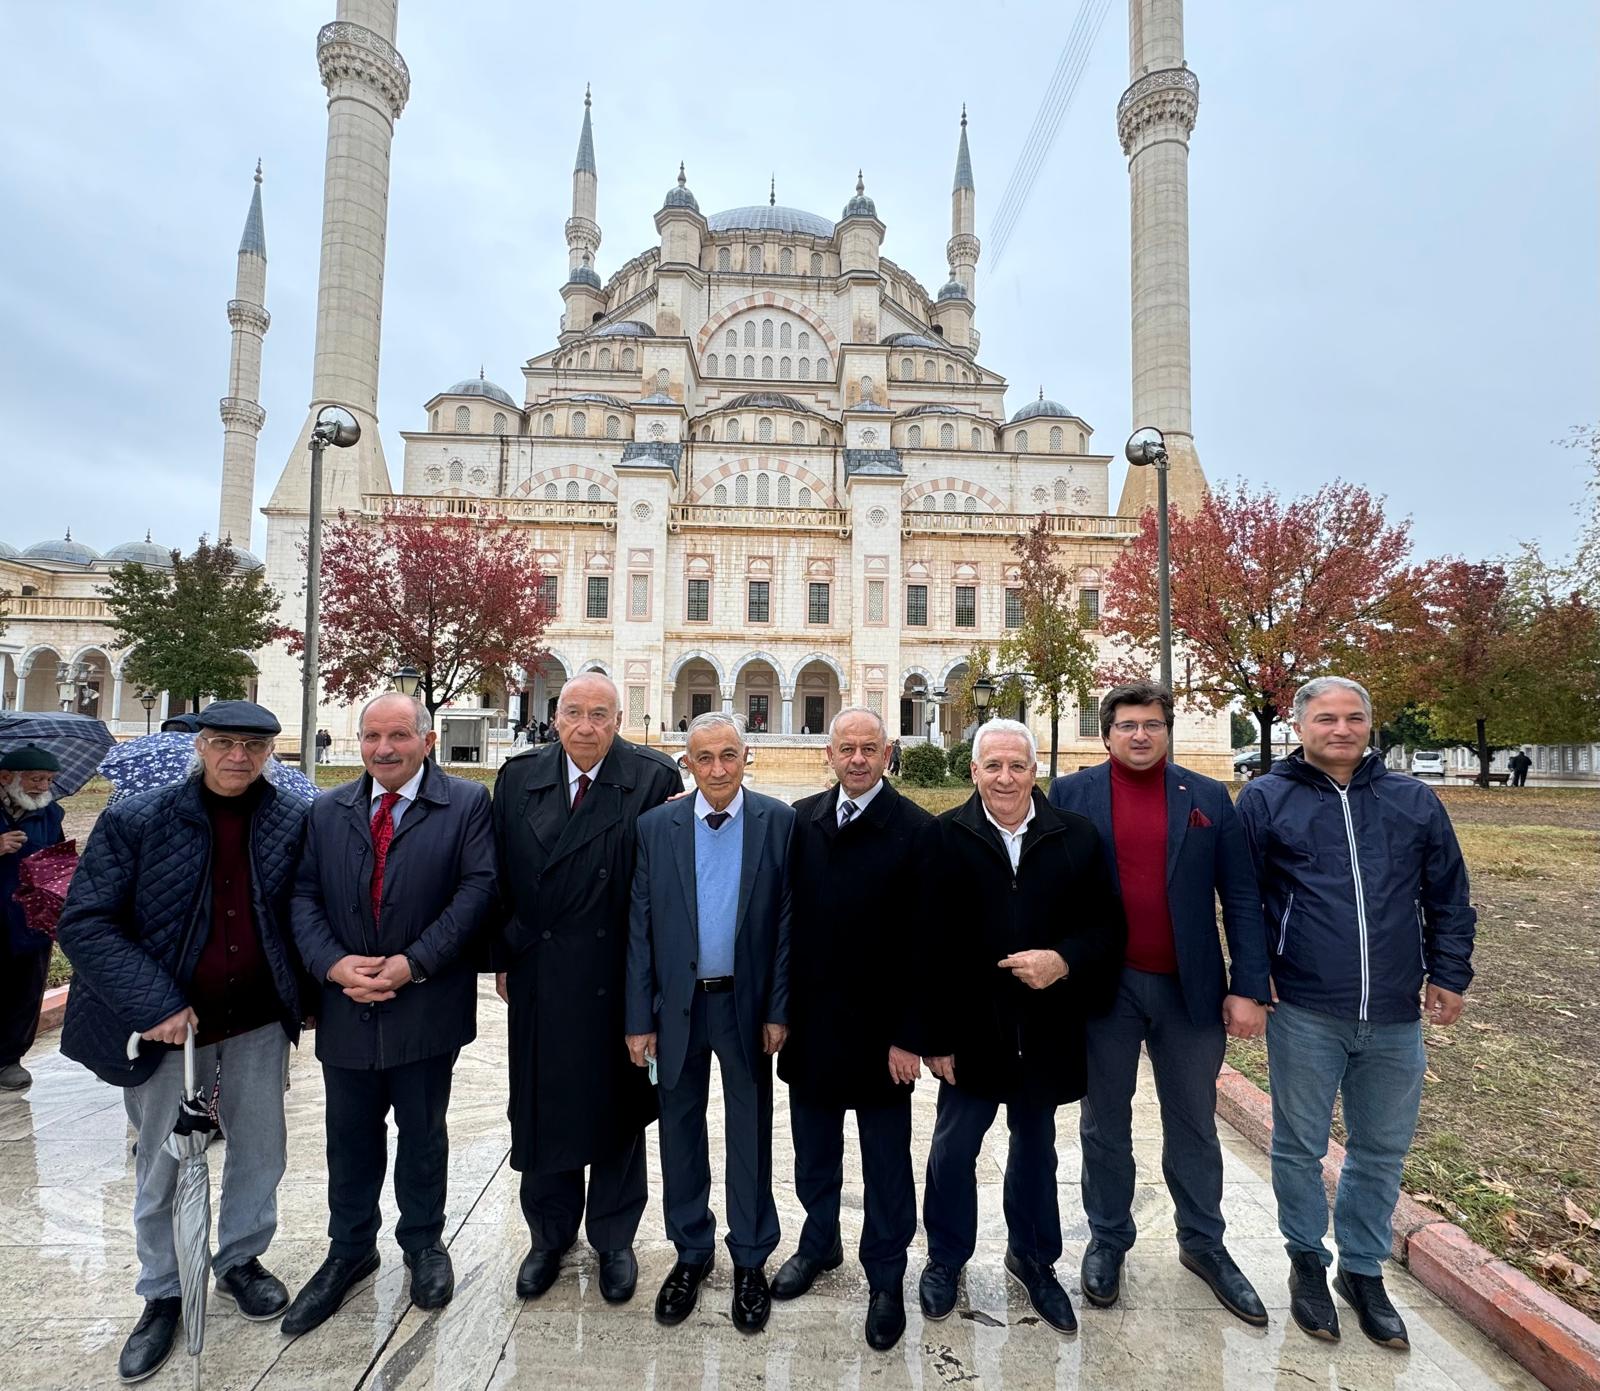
{"left": 0, "top": 984, "right": 1542, "bottom": 1390}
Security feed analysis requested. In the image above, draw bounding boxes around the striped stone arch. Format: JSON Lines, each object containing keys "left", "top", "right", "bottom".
{"left": 67, "top": 643, "right": 117, "bottom": 671}
{"left": 692, "top": 455, "right": 839, "bottom": 507}
{"left": 579, "top": 659, "right": 614, "bottom": 678}
{"left": 900, "top": 477, "right": 1007, "bottom": 512}
{"left": 789, "top": 651, "right": 849, "bottom": 692}
{"left": 16, "top": 643, "right": 64, "bottom": 676}
{"left": 667, "top": 649, "right": 727, "bottom": 687}
{"left": 729, "top": 649, "right": 791, "bottom": 697}
{"left": 939, "top": 654, "right": 973, "bottom": 686}
{"left": 899, "top": 665, "right": 935, "bottom": 691}
{"left": 510, "top": 465, "right": 618, "bottom": 499}
{"left": 695, "top": 295, "right": 840, "bottom": 359}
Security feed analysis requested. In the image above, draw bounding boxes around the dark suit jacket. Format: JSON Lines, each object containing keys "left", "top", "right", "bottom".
{"left": 292, "top": 761, "right": 497, "bottom": 1070}
{"left": 1048, "top": 759, "right": 1270, "bottom": 1027}
{"left": 625, "top": 788, "right": 794, "bottom": 1092}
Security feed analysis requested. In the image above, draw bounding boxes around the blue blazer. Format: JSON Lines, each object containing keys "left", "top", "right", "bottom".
{"left": 1048, "top": 759, "right": 1269, "bottom": 1027}
{"left": 625, "top": 789, "right": 794, "bottom": 1091}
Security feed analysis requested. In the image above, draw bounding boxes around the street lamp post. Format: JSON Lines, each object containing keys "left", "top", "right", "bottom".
{"left": 642, "top": 713, "right": 652, "bottom": 747}
{"left": 391, "top": 665, "right": 422, "bottom": 698}
{"left": 301, "top": 407, "right": 362, "bottom": 776}
{"left": 139, "top": 689, "right": 157, "bottom": 736}
{"left": 1125, "top": 427, "right": 1173, "bottom": 695}
{"left": 55, "top": 663, "right": 79, "bottom": 713}
{"left": 971, "top": 675, "right": 994, "bottom": 727}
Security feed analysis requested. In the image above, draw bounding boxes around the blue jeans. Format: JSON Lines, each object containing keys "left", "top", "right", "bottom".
{"left": 1267, "top": 1000, "right": 1425, "bottom": 1276}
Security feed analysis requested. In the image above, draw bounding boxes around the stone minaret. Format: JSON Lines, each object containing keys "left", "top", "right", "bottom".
{"left": 947, "top": 106, "right": 980, "bottom": 300}
{"left": 1116, "top": 0, "right": 1208, "bottom": 516}
{"left": 217, "top": 162, "right": 269, "bottom": 550}
{"left": 266, "top": 0, "right": 410, "bottom": 519}
{"left": 559, "top": 86, "right": 605, "bottom": 340}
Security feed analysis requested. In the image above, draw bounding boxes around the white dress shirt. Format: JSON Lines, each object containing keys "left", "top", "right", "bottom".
{"left": 836, "top": 778, "right": 884, "bottom": 828}
{"left": 567, "top": 755, "right": 604, "bottom": 807}
{"left": 370, "top": 764, "right": 426, "bottom": 831}
{"left": 983, "top": 797, "right": 1036, "bottom": 872}
{"left": 693, "top": 786, "right": 745, "bottom": 823}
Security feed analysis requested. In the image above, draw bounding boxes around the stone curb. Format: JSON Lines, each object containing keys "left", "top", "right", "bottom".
{"left": 36, "top": 982, "right": 70, "bottom": 1035}
{"left": 1216, "top": 1063, "right": 1600, "bottom": 1391}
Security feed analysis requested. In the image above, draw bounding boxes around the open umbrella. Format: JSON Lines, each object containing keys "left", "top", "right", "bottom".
{"left": 0, "top": 713, "right": 114, "bottom": 798}
{"left": 101, "top": 732, "right": 318, "bottom": 807}
{"left": 128, "top": 1025, "right": 215, "bottom": 1390}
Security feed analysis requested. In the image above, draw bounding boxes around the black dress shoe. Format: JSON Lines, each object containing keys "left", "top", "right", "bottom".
{"left": 596, "top": 1247, "right": 638, "bottom": 1304}
{"left": 731, "top": 1264, "right": 771, "bottom": 1334}
{"left": 865, "top": 1286, "right": 906, "bottom": 1351}
{"left": 515, "top": 1239, "right": 574, "bottom": 1300}
{"left": 118, "top": 1297, "right": 181, "bottom": 1384}
{"left": 1288, "top": 1250, "right": 1340, "bottom": 1341}
{"left": 771, "top": 1237, "right": 844, "bottom": 1300}
{"left": 654, "top": 1253, "right": 714, "bottom": 1326}
{"left": 918, "top": 1260, "right": 961, "bottom": 1321}
{"left": 405, "top": 1244, "right": 455, "bottom": 1310}
{"left": 1004, "top": 1247, "right": 1077, "bottom": 1334}
{"left": 1080, "top": 1238, "right": 1124, "bottom": 1309}
{"left": 1179, "top": 1246, "right": 1269, "bottom": 1327}
{"left": 215, "top": 1256, "right": 289, "bottom": 1321}
{"left": 1333, "top": 1267, "right": 1409, "bottom": 1349}
{"left": 280, "top": 1249, "right": 381, "bottom": 1336}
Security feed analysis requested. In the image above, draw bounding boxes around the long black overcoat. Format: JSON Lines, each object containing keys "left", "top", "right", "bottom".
{"left": 493, "top": 736, "right": 681, "bottom": 1174}
{"left": 776, "top": 782, "right": 932, "bottom": 1109}
{"left": 917, "top": 788, "right": 1125, "bottom": 1107}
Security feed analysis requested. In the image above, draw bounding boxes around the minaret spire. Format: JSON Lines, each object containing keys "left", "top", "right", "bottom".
{"left": 561, "top": 84, "right": 604, "bottom": 340}
{"left": 948, "top": 105, "right": 980, "bottom": 303}
{"left": 218, "top": 160, "right": 271, "bottom": 549}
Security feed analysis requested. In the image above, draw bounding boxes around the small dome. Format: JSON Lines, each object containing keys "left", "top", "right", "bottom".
{"left": 0, "top": 541, "right": 19, "bottom": 559}
{"left": 231, "top": 547, "right": 264, "bottom": 572}
{"left": 708, "top": 205, "right": 835, "bottom": 238}
{"left": 105, "top": 534, "right": 175, "bottom": 568}
{"left": 840, "top": 172, "right": 877, "bottom": 221}
{"left": 661, "top": 163, "right": 700, "bottom": 213}
{"left": 938, "top": 277, "right": 969, "bottom": 302}
{"left": 23, "top": 531, "right": 100, "bottom": 565}
{"left": 723, "top": 391, "right": 808, "bottom": 412}
{"left": 881, "top": 331, "right": 947, "bottom": 353}
{"left": 442, "top": 372, "right": 518, "bottom": 409}
{"left": 552, "top": 392, "right": 629, "bottom": 408}
{"left": 567, "top": 265, "right": 603, "bottom": 289}
{"left": 900, "top": 404, "right": 963, "bottom": 417}
{"left": 1010, "top": 390, "right": 1073, "bottom": 423}
{"left": 584, "top": 320, "right": 655, "bottom": 340}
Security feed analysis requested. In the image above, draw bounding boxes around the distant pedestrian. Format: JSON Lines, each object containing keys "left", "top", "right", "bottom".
{"left": 677, "top": 716, "right": 688, "bottom": 733}
{"left": 315, "top": 728, "right": 332, "bottom": 764}
{"left": 1509, "top": 749, "right": 1531, "bottom": 787}
{"left": 0, "top": 745, "right": 66, "bottom": 1091}
{"left": 887, "top": 740, "right": 901, "bottom": 776}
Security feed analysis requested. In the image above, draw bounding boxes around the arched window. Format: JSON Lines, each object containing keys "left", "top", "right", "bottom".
{"left": 453, "top": 405, "right": 470, "bottom": 432}
{"left": 744, "top": 321, "right": 756, "bottom": 347}
{"left": 790, "top": 421, "right": 805, "bottom": 444}
{"left": 725, "top": 328, "right": 737, "bottom": 349}
{"left": 656, "top": 368, "right": 670, "bottom": 392}
{"left": 714, "top": 483, "right": 728, "bottom": 504}
{"left": 587, "top": 484, "right": 602, "bottom": 502}
{"left": 817, "top": 356, "right": 830, "bottom": 377}
{"left": 1015, "top": 429, "right": 1028, "bottom": 451}
{"left": 780, "top": 356, "right": 791, "bottom": 376}
{"left": 605, "top": 414, "right": 621, "bottom": 439}
{"left": 971, "top": 427, "right": 982, "bottom": 449}
{"left": 1054, "top": 478, "right": 1069, "bottom": 503}
{"left": 860, "top": 375, "right": 874, "bottom": 397}
{"left": 900, "top": 357, "right": 913, "bottom": 378}
{"left": 717, "top": 246, "right": 731, "bottom": 271}
{"left": 579, "top": 351, "right": 590, "bottom": 369}
{"left": 945, "top": 365, "right": 957, "bottom": 383}
{"left": 777, "top": 475, "right": 792, "bottom": 504}
{"left": 541, "top": 413, "right": 554, "bottom": 436}
{"left": 907, "top": 425, "right": 922, "bottom": 447}
{"left": 943, "top": 493, "right": 957, "bottom": 511}
{"left": 809, "top": 252, "right": 822, "bottom": 276}
{"left": 707, "top": 353, "right": 719, "bottom": 375}
{"left": 758, "top": 416, "right": 773, "bottom": 442}
{"left": 922, "top": 360, "right": 936, "bottom": 382}
{"left": 727, "top": 419, "right": 741, "bottom": 442}
{"left": 566, "top": 480, "right": 580, "bottom": 501}
{"left": 1078, "top": 431, "right": 1087, "bottom": 452}
{"left": 761, "top": 319, "right": 774, "bottom": 347}
{"left": 430, "top": 410, "right": 439, "bottom": 431}
{"left": 1049, "top": 426, "right": 1064, "bottom": 452}
{"left": 621, "top": 347, "right": 635, "bottom": 370}
{"left": 598, "top": 347, "right": 612, "bottom": 369}
{"left": 726, "top": 356, "right": 739, "bottom": 378}
{"left": 743, "top": 355, "right": 755, "bottom": 376}
{"left": 761, "top": 356, "right": 774, "bottom": 379}
{"left": 799, "top": 486, "right": 812, "bottom": 507}
{"left": 756, "top": 473, "right": 770, "bottom": 505}
{"left": 798, "top": 358, "right": 810, "bottom": 380}
{"left": 735, "top": 474, "right": 749, "bottom": 504}
{"left": 940, "top": 423, "right": 955, "bottom": 448}
{"left": 780, "top": 247, "right": 793, "bottom": 274}
{"left": 571, "top": 411, "right": 587, "bottom": 436}
{"left": 748, "top": 245, "right": 763, "bottom": 272}
{"left": 798, "top": 331, "right": 811, "bottom": 352}
{"left": 448, "top": 460, "right": 464, "bottom": 484}
{"left": 963, "top": 497, "right": 977, "bottom": 513}
{"left": 544, "top": 482, "right": 558, "bottom": 500}
{"left": 779, "top": 322, "right": 792, "bottom": 348}
{"left": 922, "top": 495, "right": 936, "bottom": 511}
{"left": 493, "top": 411, "right": 508, "bottom": 434}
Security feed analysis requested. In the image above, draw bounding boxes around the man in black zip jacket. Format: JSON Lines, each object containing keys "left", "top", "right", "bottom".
{"left": 1238, "top": 676, "right": 1475, "bottom": 1352}
{"left": 916, "top": 719, "right": 1123, "bottom": 1335}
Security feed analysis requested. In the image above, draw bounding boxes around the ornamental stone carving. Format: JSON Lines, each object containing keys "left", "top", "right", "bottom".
{"left": 219, "top": 397, "right": 266, "bottom": 431}
{"left": 226, "top": 299, "right": 271, "bottom": 334}
{"left": 867, "top": 506, "right": 889, "bottom": 526}
{"left": 632, "top": 501, "right": 653, "bottom": 521}
{"left": 1116, "top": 67, "right": 1199, "bottom": 154}
{"left": 317, "top": 21, "right": 410, "bottom": 120}
{"left": 946, "top": 233, "right": 981, "bottom": 266}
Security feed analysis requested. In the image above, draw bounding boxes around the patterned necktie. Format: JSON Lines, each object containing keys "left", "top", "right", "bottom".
{"left": 839, "top": 799, "right": 859, "bottom": 828}
{"left": 370, "top": 791, "right": 402, "bottom": 925}
{"left": 572, "top": 772, "right": 592, "bottom": 812}
{"left": 705, "top": 811, "right": 730, "bottom": 830}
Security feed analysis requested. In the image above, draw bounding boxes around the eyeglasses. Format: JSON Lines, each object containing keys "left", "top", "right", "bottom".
{"left": 1110, "top": 720, "right": 1170, "bottom": 736}
{"left": 200, "top": 735, "right": 273, "bottom": 756}
{"left": 558, "top": 707, "right": 615, "bottom": 726}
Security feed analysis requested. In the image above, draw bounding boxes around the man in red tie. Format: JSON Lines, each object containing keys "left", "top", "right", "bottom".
{"left": 284, "top": 694, "right": 497, "bottom": 1335}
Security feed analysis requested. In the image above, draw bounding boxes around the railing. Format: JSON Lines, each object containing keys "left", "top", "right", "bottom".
{"left": 670, "top": 504, "right": 850, "bottom": 533}
{"left": 4, "top": 596, "right": 110, "bottom": 619}
{"left": 363, "top": 494, "right": 618, "bottom": 527}
{"left": 902, "top": 511, "right": 1140, "bottom": 539}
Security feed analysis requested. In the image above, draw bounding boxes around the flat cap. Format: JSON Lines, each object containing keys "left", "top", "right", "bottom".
{"left": 159, "top": 712, "right": 203, "bottom": 734}
{"left": 0, "top": 744, "right": 62, "bottom": 772}
{"left": 196, "top": 700, "right": 281, "bottom": 736}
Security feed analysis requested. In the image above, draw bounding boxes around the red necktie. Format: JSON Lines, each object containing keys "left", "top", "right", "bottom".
{"left": 370, "top": 791, "right": 401, "bottom": 925}
{"left": 572, "top": 772, "right": 592, "bottom": 812}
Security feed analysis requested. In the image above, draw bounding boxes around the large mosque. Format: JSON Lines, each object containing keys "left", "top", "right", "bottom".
{"left": 1, "top": 0, "right": 1233, "bottom": 776}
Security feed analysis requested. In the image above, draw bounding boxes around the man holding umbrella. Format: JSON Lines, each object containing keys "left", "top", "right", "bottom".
{"left": 0, "top": 745, "right": 66, "bottom": 1091}
{"left": 56, "top": 701, "right": 311, "bottom": 1384}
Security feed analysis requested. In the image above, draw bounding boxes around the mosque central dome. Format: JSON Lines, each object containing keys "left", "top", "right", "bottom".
{"left": 707, "top": 206, "right": 835, "bottom": 239}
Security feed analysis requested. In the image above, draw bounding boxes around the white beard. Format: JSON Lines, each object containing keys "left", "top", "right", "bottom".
{"left": 0, "top": 784, "right": 54, "bottom": 816}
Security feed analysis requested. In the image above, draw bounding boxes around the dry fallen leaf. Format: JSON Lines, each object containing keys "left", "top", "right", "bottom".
{"left": 1496, "top": 1210, "right": 1530, "bottom": 1241}
{"left": 1424, "top": 1069, "right": 1442, "bottom": 1083}
{"left": 1563, "top": 1198, "right": 1600, "bottom": 1232}
{"left": 1534, "top": 1251, "right": 1594, "bottom": 1288}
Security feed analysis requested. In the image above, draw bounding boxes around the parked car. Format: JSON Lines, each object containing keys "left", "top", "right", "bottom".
{"left": 1410, "top": 749, "right": 1447, "bottom": 777}
{"left": 1232, "top": 749, "right": 1263, "bottom": 777}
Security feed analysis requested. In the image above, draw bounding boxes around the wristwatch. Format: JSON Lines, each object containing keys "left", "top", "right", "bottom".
{"left": 405, "top": 953, "right": 427, "bottom": 985}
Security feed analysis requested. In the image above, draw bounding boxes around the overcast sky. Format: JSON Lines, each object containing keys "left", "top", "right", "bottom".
{"left": 3, "top": 2, "right": 1595, "bottom": 567}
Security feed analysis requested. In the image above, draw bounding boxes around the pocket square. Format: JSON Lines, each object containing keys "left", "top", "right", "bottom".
{"left": 1187, "top": 808, "right": 1213, "bottom": 828}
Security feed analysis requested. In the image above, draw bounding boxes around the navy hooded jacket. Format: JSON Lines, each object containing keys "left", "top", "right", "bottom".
{"left": 1235, "top": 751, "right": 1475, "bottom": 1024}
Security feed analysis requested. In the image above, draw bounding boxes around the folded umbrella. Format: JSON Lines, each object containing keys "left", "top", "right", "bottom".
{"left": 0, "top": 713, "right": 114, "bottom": 798}
{"left": 14, "top": 839, "right": 78, "bottom": 941}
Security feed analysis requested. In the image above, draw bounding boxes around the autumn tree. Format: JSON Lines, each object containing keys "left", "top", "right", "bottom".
{"left": 284, "top": 504, "right": 551, "bottom": 715}
{"left": 1102, "top": 481, "right": 1429, "bottom": 772}
{"left": 101, "top": 538, "right": 281, "bottom": 712}
{"left": 997, "top": 514, "right": 1098, "bottom": 777}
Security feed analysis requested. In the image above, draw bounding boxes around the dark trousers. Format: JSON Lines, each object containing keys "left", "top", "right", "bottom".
{"left": 0, "top": 939, "right": 49, "bottom": 1067}
{"left": 923, "top": 1081, "right": 1061, "bottom": 1268}
{"left": 1079, "top": 967, "right": 1227, "bottom": 1255}
{"left": 322, "top": 1052, "right": 456, "bottom": 1259}
{"left": 657, "top": 990, "right": 779, "bottom": 1268}
{"left": 789, "top": 1090, "right": 915, "bottom": 1290}
{"left": 519, "top": 1131, "right": 648, "bottom": 1252}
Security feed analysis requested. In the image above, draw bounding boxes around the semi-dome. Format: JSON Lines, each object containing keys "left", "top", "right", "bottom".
{"left": 567, "top": 265, "right": 602, "bottom": 289}
{"left": 661, "top": 163, "right": 700, "bottom": 214}
{"left": 104, "top": 534, "right": 175, "bottom": 568}
{"left": 881, "top": 331, "right": 947, "bottom": 352}
{"left": 900, "top": 404, "right": 964, "bottom": 417}
{"left": 840, "top": 173, "right": 877, "bottom": 221}
{"left": 723, "top": 391, "right": 808, "bottom": 412}
{"left": 584, "top": 321, "right": 655, "bottom": 340}
{"left": 1010, "top": 390, "right": 1074, "bottom": 422}
{"left": 550, "top": 392, "right": 630, "bottom": 407}
{"left": 442, "top": 372, "right": 518, "bottom": 409}
{"left": 708, "top": 206, "right": 835, "bottom": 239}
{"left": 23, "top": 531, "right": 100, "bottom": 565}
{"left": 937, "top": 277, "right": 969, "bottom": 302}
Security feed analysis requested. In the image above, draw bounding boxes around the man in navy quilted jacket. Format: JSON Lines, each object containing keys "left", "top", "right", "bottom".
{"left": 1238, "top": 676, "right": 1475, "bottom": 1354}
{"left": 57, "top": 701, "right": 312, "bottom": 1385}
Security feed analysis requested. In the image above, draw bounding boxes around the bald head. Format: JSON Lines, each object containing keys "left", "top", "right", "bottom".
{"left": 555, "top": 673, "right": 620, "bottom": 771}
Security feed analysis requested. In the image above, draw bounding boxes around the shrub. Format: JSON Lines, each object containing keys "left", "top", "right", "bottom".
{"left": 900, "top": 742, "right": 950, "bottom": 787}
{"left": 947, "top": 740, "right": 973, "bottom": 782}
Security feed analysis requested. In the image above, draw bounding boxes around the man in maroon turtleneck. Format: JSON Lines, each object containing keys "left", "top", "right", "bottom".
{"left": 1049, "top": 682, "right": 1273, "bottom": 1329}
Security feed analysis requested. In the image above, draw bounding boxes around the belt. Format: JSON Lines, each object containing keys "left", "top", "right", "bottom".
{"left": 695, "top": 975, "right": 735, "bottom": 993}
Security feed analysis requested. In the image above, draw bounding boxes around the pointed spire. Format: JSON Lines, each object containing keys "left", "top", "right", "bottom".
{"left": 239, "top": 159, "right": 266, "bottom": 257}
{"left": 574, "top": 85, "right": 596, "bottom": 175}
{"left": 769, "top": 174, "right": 776, "bottom": 207}
{"left": 677, "top": 162, "right": 687, "bottom": 187}
{"left": 1039, "top": 386, "right": 1045, "bottom": 401}
{"left": 64, "top": 527, "right": 72, "bottom": 542}
{"left": 953, "top": 105, "right": 975, "bottom": 193}
{"left": 856, "top": 170, "right": 865, "bottom": 196}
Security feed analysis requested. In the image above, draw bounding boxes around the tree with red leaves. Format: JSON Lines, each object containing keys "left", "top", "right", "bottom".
{"left": 1102, "top": 481, "right": 1429, "bottom": 772}
{"left": 282, "top": 504, "right": 551, "bottom": 715}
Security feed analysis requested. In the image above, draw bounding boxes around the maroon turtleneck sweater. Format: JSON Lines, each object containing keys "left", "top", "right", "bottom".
{"left": 1110, "top": 756, "right": 1177, "bottom": 975}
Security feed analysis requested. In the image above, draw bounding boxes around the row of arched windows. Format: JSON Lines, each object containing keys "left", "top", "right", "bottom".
{"left": 689, "top": 421, "right": 837, "bottom": 445}
{"left": 896, "top": 356, "right": 974, "bottom": 385}
{"left": 559, "top": 346, "right": 638, "bottom": 372}
{"left": 709, "top": 473, "right": 816, "bottom": 508}
{"left": 919, "top": 493, "right": 982, "bottom": 513}
{"left": 892, "top": 421, "right": 1088, "bottom": 454}
{"left": 705, "top": 354, "right": 828, "bottom": 380}
{"left": 442, "top": 406, "right": 512, "bottom": 434}
{"left": 541, "top": 481, "right": 607, "bottom": 502}
{"left": 538, "top": 412, "right": 624, "bottom": 439}
{"left": 714, "top": 246, "right": 826, "bottom": 277}
{"left": 728, "top": 319, "right": 812, "bottom": 350}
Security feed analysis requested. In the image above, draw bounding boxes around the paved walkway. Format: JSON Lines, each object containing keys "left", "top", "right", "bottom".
{"left": 0, "top": 983, "right": 1541, "bottom": 1390}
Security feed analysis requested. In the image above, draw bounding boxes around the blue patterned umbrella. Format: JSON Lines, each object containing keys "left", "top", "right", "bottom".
{"left": 101, "top": 732, "right": 318, "bottom": 807}
{"left": 0, "top": 712, "right": 114, "bottom": 797}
